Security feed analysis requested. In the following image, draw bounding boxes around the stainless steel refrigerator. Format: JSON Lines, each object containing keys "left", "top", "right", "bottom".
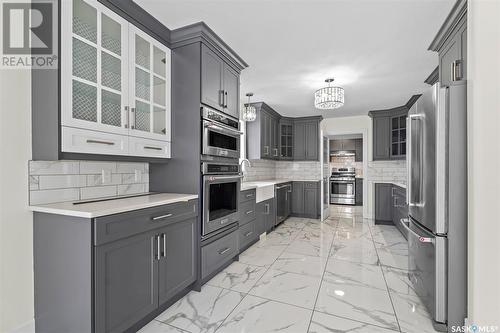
{"left": 404, "top": 81, "right": 467, "bottom": 330}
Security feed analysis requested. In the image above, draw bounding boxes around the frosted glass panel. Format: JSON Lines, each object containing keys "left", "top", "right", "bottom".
{"left": 153, "top": 76, "right": 166, "bottom": 106}
{"left": 101, "top": 52, "right": 121, "bottom": 91}
{"left": 135, "top": 35, "right": 150, "bottom": 69}
{"left": 153, "top": 106, "right": 166, "bottom": 135}
{"left": 153, "top": 46, "right": 166, "bottom": 77}
{"left": 73, "top": 80, "right": 97, "bottom": 122}
{"left": 73, "top": 0, "right": 97, "bottom": 43}
{"left": 101, "top": 13, "right": 121, "bottom": 55}
{"left": 135, "top": 100, "right": 150, "bottom": 132}
{"left": 101, "top": 90, "right": 121, "bottom": 127}
{"left": 135, "top": 68, "right": 150, "bottom": 100}
{"left": 73, "top": 38, "right": 97, "bottom": 82}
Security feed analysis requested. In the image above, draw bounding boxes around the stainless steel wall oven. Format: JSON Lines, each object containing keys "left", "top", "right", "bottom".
{"left": 202, "top": 107, "right": 241, "bottom": 159}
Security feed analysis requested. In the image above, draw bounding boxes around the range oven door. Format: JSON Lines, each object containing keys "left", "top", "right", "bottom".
{"left": 331, "top": 180, "right": 355, "bottom": 198}
{"left": 202, "top": 175, "right": 242, "bottom": 236}
{"left": 202, "top": 120, "right": 241, "bottom": 159}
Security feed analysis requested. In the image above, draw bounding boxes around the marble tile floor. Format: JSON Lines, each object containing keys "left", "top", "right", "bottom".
{"left": 139, "top": 205, "right": 439, "bottom": 333}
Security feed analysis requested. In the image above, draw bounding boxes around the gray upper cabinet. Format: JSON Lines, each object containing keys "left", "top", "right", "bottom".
{"left": 158, "top": 218, "right": 196, "bottom": 304}
{"left": 272, "top": 116, "right": 280, "bottom": 159}
{"left": 279, "top": 119, "right": 294, "bottom": 160}
{"left": 354, "top": 138, "right": 363, "bottom": 162}
{"left": 342, "top": 139, "right": 356, "bottom": 151}
{"left": 370, "top": 106, "right": 408, "bottom": 161}
{"left": 429, "top": 0, "right": 467, "bottom": 87}
{"left": 294, "top": 118, "right": 320, "bottom": 161}
{"left": 95, "top": 229, "right": 159, "bottom": 333}
{"left": 330, "top": 140, "right": 342, "bottom": 151}
{"left": 246, "top": 103, "right": 280, "bottom": 160}
{"left": 201, "top": 44, "right": 240, "bottom": 119}
{"left": 201, "top": 45, "right": 224, "bottom": 111}
{"left": 373, "top": 116, "right": 391, "bottom": 160}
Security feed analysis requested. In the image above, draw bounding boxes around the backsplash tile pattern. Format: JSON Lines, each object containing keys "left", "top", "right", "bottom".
{"left": 329, "top": 156, "right": 363, "bottom": 177}
{"left": 243, "top": 160, "right": 321, "bottom": 182}
{"left": 366, "top": 160, "right": 407, "bottom": 184}
{"left": 29, "top": 161, "right": 149, "bottom": 205}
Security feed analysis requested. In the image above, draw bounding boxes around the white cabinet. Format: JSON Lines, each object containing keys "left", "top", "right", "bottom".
{"left": 61, "top": 0, "right": 171, "bottom": 158}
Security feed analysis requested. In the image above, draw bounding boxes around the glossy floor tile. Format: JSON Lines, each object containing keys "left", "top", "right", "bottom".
{"left": 148, "top": 205, "right": 439, "bottom": 333}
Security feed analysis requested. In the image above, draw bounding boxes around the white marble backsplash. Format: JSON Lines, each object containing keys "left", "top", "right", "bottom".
{"left": 29, "top": 160, "right": 150, "bottom": 205}
{"left": 366, "top": 160, "right": 407, "bottom": 184}
{"left": 243, "top": 160, "right": 321, "bottom": 182}
{"left": 275, "top": 161, "right": 321, "bottom": 180}
{"left": 329, "top": 156, "right": 363, "bottom": 177}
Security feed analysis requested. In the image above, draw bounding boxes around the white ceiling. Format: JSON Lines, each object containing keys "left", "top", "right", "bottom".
{"left": 136, "top": 0, "right": 454, "bottom": 118}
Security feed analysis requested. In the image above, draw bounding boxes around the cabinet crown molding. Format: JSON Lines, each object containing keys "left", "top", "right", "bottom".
{"left": 428, "top": 0, "right": 467, "bottom": 52}
{"left": 171, "top": 22, "right": 248, "bottom": 72}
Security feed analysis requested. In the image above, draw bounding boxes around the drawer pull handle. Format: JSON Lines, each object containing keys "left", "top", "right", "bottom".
{"left": 245, "top": 210, "right": 253, "bottom": 215}
{"left": 246, "top": 193, "right": 253, "bottom": 198}
{"left": 86, "top": 139, "right": 115, "bottom": 146}
{"left": 144, "top": 146, "right": 162, "bottom": 151}
{"left": 244, "top": 231, "right": 253, "bottom": 237}
{"left": 218, "top": 247, "right": 231, "bottom": 255}
{"left": 152, "top": 213, "right": 173, "bottom": 221}
{"left": 220, "top": 218, "right": 229, "bottom": 225}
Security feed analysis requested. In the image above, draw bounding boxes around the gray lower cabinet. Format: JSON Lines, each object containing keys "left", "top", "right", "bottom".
{"left": 392, "top": 185, "right": 408, "bottom": 239}
{"left": 292, "top": 181, "right": 319, "bottom": 218}
{"left": 238, "top": 189, "right": 258, "bottom": 251}
{"left": 375, "top": 183, "right": 393, "bottom": 224}
{"left": 256, "top": 198, "right": 276, "bottom": 234}
{"left": 95, "top": 229, "right": 159, "bottom": 333}
{"left": 34, "top": 200, "right": 198, "bottom": 333}
{"left": 201, "top": 227, "right": 239, "bottom": 280}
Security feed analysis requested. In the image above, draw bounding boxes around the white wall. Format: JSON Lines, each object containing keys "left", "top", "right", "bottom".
{"left": 0, "top": 70, "right": 34, "bottom": 331}
{"left": 467, "top": 0, "right": 500, "bottom": 326}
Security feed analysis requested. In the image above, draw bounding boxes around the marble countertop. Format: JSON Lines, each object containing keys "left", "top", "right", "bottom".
{"left": 241, "top": 179, "right": 320, "bottom": 191}
{"left": 29, "top": 193, "right": 199, "bottom": 218}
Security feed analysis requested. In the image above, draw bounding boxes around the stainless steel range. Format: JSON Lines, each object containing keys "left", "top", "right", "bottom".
{"left": 330, "top": 167, "right": 356, "bottom": 205}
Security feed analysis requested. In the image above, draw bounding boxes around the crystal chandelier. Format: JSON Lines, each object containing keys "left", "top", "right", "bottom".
{"left": 241, "top": 93, "right": 257, "bottom": 122}
{"left": 314, "top": 78, "right": 345, "bottom": 110}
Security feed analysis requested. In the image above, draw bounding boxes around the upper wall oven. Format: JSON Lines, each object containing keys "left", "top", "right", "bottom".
{"left": 202, "top": 107, "right": 241, "bottom": 159}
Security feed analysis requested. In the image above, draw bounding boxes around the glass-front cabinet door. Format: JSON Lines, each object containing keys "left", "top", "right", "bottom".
{"left": 129, "top": 26, "right": 171, "bottom": 142}
{"left": 61, "top": 0, "right": 129, "bottom": 135}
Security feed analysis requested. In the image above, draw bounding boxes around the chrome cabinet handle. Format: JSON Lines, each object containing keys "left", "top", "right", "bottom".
{"left": 125, "top": 106, "right": 129, "bottom": 128}
{"left": 245, "top": 210, "right": 253, "bottom": 215}
{"left": 144, "top": 146, "right": 162, "bottom": 151}
{"left": 155, "top": 235, "right": 161, "bottom": 260}
{"left": 162, "top": 233, "right": 167, "bottom": 258}
{"left": 246, "top": 193, "right": 254, "bottom": 198}
{"left": 219, "top": 90, "right": 224, "bottom": 107}
{"left": 400, "top": 218, "right": 434, "bottom": 244}
{"left": 152, "top": 213, "right": 173, "bottom": 221}
{"left": 265, "top": 203, "right": 270, "bottom": 214}
{"left": 273, "top": 148, "right": 278, "bottom": 157}
{"left": 86, "top": 139, "right": 115, "bottom": 146}
{"left": 244, "top": 231, "right": 253, "bottom": 237}
{"left": 218, "top": 247, "right": 231, "bottom": 255}
{"left": 130, "top": 107, "right": 136, "bottom": 129}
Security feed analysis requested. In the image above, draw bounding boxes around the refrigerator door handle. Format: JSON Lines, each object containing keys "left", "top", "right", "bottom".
{"left": 407, "top": 114, "right": 424, "bottom": 207}
{"left": 400, "top": 218, "right": 435, "bottom": 244}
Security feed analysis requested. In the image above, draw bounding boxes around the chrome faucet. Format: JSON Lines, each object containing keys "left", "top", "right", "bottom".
{"left": 240, "top": 159, "right": 252, "bottom": 173}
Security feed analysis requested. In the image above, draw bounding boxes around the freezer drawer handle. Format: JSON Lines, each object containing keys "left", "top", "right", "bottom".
{"left": 400, "top": 218, "right": 435, "bottom": 244}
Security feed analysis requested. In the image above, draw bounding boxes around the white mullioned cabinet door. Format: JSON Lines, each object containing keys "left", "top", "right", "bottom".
{"left": 61, "top": 0, "right": 129, "bottom": 136}
{"left": 128, "top": 25, "right": 171, "bottom": 143}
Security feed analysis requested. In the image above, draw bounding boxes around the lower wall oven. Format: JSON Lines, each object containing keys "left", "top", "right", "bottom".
{"left": 202, "top": 163, "right": 242, "bottom": 238}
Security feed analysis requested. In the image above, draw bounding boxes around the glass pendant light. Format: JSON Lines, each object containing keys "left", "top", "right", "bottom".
{"left": 241, "top": 92, "right": 257, "bottom": 122}
{"left": 314, "top": 78, "right": 345, "bottom": 110}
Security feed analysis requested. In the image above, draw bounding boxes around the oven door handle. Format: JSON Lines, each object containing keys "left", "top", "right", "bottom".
{"left": 206, "top": 175, "right": 244, "bottom": 181}
{"left": 331, "top": 180, "right": 355, "bottom": 184}
{"left": 204, "top": 121, "right": 243, "bottom": 136}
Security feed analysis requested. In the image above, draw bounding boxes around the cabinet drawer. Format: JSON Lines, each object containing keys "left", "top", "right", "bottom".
{"left": 62, "top": 126, "right": 128, "bottom": 156}
{"left": 240, "top": 189, "right": 256, "bottom": 203}
{"left": 128, "top": 137, "right": 171, "bottom": 158}
{"left": 239, "top": 221, "right": 257, "bottom": 251}
{"left": 239, "top": 200, "right": 256, "bottom": 226}
{"left": 304, "top": 181, "right": 319, "bottom": 189}
{"left": 94, "top": 200, "right": 197, "bottom": 245}
{"left": 201, "top": 229, "right": 238, "bottom": 279}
